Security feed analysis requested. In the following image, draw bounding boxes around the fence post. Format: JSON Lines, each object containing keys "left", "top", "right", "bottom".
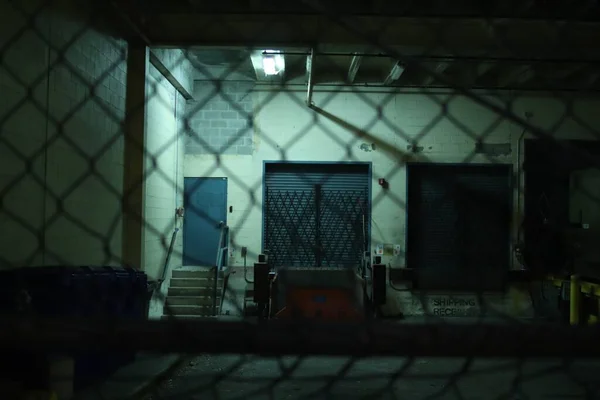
{"left": 122, "top": 43, "right": 149, "bottom": 270}
{"left": 570, "top": 274, "right": 580, "bottom": 325}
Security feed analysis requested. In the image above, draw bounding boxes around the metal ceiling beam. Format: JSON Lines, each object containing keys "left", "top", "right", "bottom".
{"left": 251, "top": 51, "right": 600, "bottom": 65}
{"left": 475, "top": 62, "right": 495, "bottom": 79}
{"left": 115, "top": 12, "right": 600, "bottom": 56}
{"left": 422, "top": 61, "right": 451, "bottom": 86}
{"left": 578, "top": 71, "right": 600, "bottom": 89}
{"left": 384, "top": 61, "right": 405, "bottom": 85}
{"left": 498, "top": 65, "right": 535, "bottom": 87}
{"left": 113, "top": 0, "right": 600, "bottom": 21}
{"left": 545, "top": 63, "right": 587, "bottom": 79}
{"left": 463, "top": 62, "right": 496, "bottom": 85}
{"left": 347, "top": 54, "right": 362, "bottom": 83}
{"left": 149, "top": 51, "right": 193, "bottom": 100}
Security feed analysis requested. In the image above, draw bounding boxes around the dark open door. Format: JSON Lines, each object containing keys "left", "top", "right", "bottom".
{"left": 406, "top": 163, "right": 512, "bottom": 291}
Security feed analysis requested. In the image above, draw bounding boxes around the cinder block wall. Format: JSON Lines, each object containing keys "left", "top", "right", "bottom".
{"left": 145, "top": 49, "right": 192, "bottom": 319}
{"left": 144, "top": 52, "right": 192, "bottom": 280}
{"left": 0, "top": 0, "right": 192, "bottom": 277}
{"left": 186, "top": 81, "right": 254, "bottom": 156}
{"left": 184, "top": 83, "right": 600, "bottom": 316}
{"left": 0, "top": 1, "right": 127, "bottom": 268}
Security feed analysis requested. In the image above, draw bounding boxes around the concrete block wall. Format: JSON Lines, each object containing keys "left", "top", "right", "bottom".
{"left": 144, "top": 53, "right": 191, "bottom": 281}
{"left": 0, "top": 0, "right": 190, "bottom": 279}
{"left": 184, "top": 85, "right": 600, "bottom": 317}
{"left": 144, "top": 49, "right": 192, "bottom": 277}
{"left": 186, "top": 81, "right": 254, "bottom": 155}
{"left": 0, "top": 1, "right": 127, "bottom": 267}
{"left": 144, "top": 64, "right": 179, "bottom": 282}
{"left": 145, "top": 50, "right": 192, "bottom": 319}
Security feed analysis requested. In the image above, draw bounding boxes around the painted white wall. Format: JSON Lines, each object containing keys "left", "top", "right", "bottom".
{"left": 0, "top": 1, "right": 127, "bottom": 267}
{"left": 145, "top": 52, "right": 191, "bottom": 319}
{"left": 144, "top": 61, "right": 191, "bottom": 272}
{"left": 144, "top": 64, "right": 178, "bottom": 281}
{"left": 185, "top": 85, "right": 600, "bottom": 269}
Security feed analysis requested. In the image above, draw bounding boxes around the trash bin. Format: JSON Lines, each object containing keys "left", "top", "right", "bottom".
{"left": 0, "top": 266, "right": 150, "bottom": 392}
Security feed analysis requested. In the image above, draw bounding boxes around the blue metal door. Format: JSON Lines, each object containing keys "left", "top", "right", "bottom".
{"left": 183, "top": 177, "right": 227, "bottom": 266}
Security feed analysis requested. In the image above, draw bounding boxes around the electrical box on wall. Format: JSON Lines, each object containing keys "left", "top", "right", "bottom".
{"left": 384, "top": 244, "right": 394, "bottom": 256}
{"left": 378, "top": 178, "right": 389, "bottom": 189}
{"left": 393, "top": 244, "right": 401, "bottom": 256}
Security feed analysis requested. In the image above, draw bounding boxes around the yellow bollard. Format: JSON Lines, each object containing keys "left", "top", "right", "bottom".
{"left": 570, "top": 274, "right": 581, "bottom": 325}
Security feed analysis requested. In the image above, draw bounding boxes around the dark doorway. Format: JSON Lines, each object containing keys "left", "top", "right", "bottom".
{"left": 406, "top": 163, "right": 512, "bottom": 291}
{"left": 523, "top": 139, "right": 600, "bottom": 275}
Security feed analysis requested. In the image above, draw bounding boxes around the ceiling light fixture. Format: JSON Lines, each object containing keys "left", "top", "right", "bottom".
{"left": 262, "top": 50, "right": 285, "bottom": 76}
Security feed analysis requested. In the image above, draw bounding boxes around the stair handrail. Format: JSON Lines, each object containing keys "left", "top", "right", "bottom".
{"left": 213, "top": 224, "right": 229, "bottom": 315}
{"left": 215, "top": 223, "right": 229, "bottom": 272}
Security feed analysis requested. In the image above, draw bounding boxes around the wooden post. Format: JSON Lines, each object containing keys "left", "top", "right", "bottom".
{"left": 122, "top": 43, "right": 148, "bottom": 270}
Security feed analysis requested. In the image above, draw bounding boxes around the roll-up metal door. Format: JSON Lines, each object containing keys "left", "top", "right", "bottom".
{"left": 406, "top": 163, "right": 512, "bottom": 291}
{"left": 264, "top": 162, "right": 371, "bottom": 268}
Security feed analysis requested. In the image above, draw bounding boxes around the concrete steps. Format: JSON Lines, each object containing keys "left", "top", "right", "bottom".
{"left": 161, "top": 314, "right": 216, "bottom": 320}
{"left": 166, "top": 296, "right": 216, "bottom": 306}
{"left": 163, "top": 267, "right": 224, "bottom": 318}
{"left": 167, "top": 287, "right": 217, "bottom": 297}
{"left": 172, "top": 268, "right": 223, "bottom": 279}
{"left": 164, "top": 304, "right": 219, "bottom": 315}
{"left": 170, "top": 277, "right": 222, "bottom": 288}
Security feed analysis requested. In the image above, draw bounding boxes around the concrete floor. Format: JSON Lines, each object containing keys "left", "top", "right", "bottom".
{"left": 145, "top": 354, "right": 600, "bottom": 399}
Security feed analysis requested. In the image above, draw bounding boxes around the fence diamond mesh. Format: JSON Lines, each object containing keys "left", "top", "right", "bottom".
{"left": 1, "top": 0, "right": 600, "bottom": 399}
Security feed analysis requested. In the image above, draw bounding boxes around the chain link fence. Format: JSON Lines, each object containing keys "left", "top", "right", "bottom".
{"left": 2, "top": 0, "right": 600, "bottom": 398}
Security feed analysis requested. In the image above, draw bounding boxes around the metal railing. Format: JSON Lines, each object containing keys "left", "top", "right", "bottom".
{"left": 213, "top": 223, "right": 229, "bottom": 316}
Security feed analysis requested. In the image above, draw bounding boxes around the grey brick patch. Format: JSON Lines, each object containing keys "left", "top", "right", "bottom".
{"left": 186, "top": 82, "right": 254, "bottom": 156}
{"left": 210, "top": 120, "right": 227, "bottom": 128}
{"left": 237, "top": 146, "right": 253, "bottom": 155}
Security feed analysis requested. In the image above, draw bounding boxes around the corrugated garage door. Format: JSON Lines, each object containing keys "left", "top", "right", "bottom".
{"left": 406, "top": 163, "right": 512, "bottom": 291}
{"left": 264, "top": 162, "right": 370, "bottom": 268}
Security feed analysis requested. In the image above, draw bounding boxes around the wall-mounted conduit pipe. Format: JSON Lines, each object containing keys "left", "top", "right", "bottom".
{"left": 306, "top": 48, "right": 315, "bottom": 107}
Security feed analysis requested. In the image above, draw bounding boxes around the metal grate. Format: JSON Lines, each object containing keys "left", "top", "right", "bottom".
{"left": 320, "top": 189, "right": 368, "bottom": 268}
{"left": 265, "top": 189, "right": 317, "bottom": 268}
{"left": 265, "top": 187, "right": 367, "bottom": 268}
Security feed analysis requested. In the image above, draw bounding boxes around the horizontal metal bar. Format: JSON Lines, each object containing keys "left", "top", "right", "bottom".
{"left": 190, "top": 80, "right": 600, "bottom": 95}
{"left": 549, "top": 277, "right": 600, "bottom": 297}
{"left": 270, "top": 51, "right": 600, "bottom": 64}
{"left": 125, "top": 13, "right": 600, "bottom": 52}
{"left": 3, "top": 317, "right": 600, "bottom": 357}
{"left": 149, "top": 51, "right": 193, "bottom": 100}
{"left": 115, "top": 0, "right": 600, "bottom": 21}
{"left": 236, "top": 82, "right": 600, "bottom": 94}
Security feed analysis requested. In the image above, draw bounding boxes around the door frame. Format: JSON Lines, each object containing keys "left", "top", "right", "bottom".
{"left": 182, "top": 176, "right": 228, "bottom": 266}
{"left": 261, "top": 160, "right": 373, "bottom": 257}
